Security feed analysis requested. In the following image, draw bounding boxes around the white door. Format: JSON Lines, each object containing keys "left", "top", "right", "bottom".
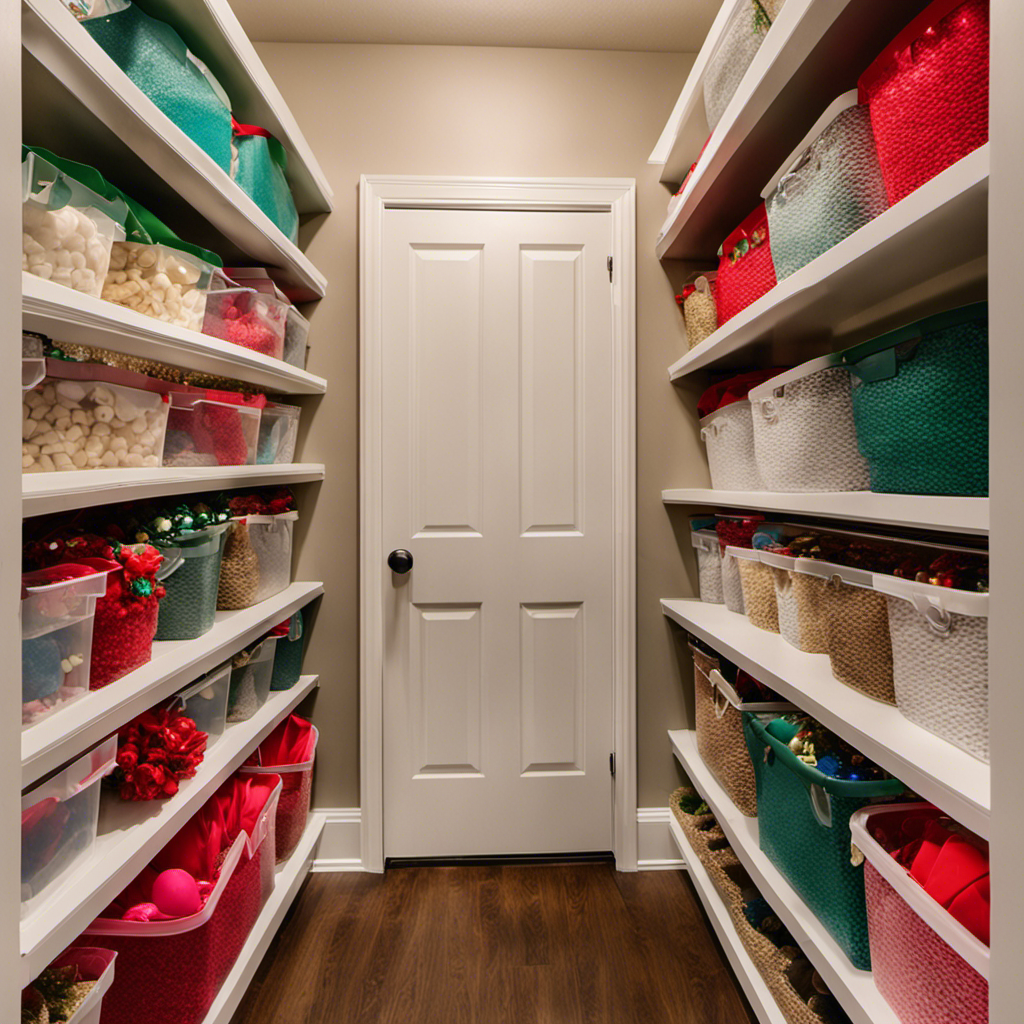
{"left": 381, "top": 207, "right": 616, "bottom": 858}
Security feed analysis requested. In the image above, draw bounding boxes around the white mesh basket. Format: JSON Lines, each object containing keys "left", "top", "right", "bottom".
{"left": 700, "top": 400, "right": 764, "bottom": 491}
{"left": 691, "top": 530, "right": 724, "bottom": 604}
{"left": 703, "top": 1, "right": 774, "bottom": 131}
{"left": 874, "top": 574, "right": 989, "bottom": 762}
{"left": 749, "top": 353, "right": 871, "bottom": 492}
{"left": 721, "top": 547, "right": 746, "bottom": 614}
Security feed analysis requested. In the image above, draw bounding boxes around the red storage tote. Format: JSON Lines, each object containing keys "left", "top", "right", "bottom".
{"left": 858, "top": 0, "right": 989, "bottom": 205}
{"left": 715, "top": 204, "right": 777, "bottom": 325}
{"left": 82, "top": 774, "right": 280, "bottom": 1024}
{"left": 850, "top": 803, "right": 989, "bottom": 1024}
{"left": 241, "top": 714, "right": 318, "bottom": 862}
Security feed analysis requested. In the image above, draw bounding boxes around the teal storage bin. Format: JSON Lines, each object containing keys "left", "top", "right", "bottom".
{"left": 232, "top": 126, "right": 299, "bottom": 243}
{"left": 154, "top": 529, "right": 225, "bottom": 641}
{"left": 764, "top": 91, "right": 888, "bottom": 280}
{"left": 743, "top": 714, "right": 904, "bottom": 970}
{"left": 82, "top": 0, "right": 233, "bottom": 173}
{"left": 841, "top": 303, "right": 988, "bottom": 496}
{"left": 270, "top": 610, "right": 305, "bottom": 691}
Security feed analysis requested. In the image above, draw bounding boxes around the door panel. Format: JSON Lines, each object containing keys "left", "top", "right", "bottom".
{"left": 382, "top": 208, "right": 614, "bottom": 857}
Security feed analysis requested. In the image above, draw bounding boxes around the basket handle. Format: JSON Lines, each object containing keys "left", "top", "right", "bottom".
{"left": 709, "top": 668, "right": 742, "bottom": 717}
{"left": 910, "top": 593, "right": 954, "bottom": 636}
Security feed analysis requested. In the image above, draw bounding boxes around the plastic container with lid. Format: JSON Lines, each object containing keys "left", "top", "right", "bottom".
{"left": 173, "top": 662, "right": 231, "bottom": 750}
{"left": 284, "top": 306, "right": 311, "bottom": 368}
{"left": 202, "top": 286, "right": 287, "bottom": 359}
{"left": 22, "top": 737, "right": 117, "bottom": 917}
{"left": 256, "top": 401, "right": 300, "bottom": 465}
{"left": 227, "top": 638, "right": 278, "bottom": 723}
{"left": 163, "top": 391, "right": 261, "bottom": 467}
{"left": 22, "top": 564, "right": 109, "bottom": 727}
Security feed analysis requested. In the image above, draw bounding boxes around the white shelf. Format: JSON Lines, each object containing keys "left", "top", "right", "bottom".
{"left": 22, "top": 0, "right": 327, "bottom": 300}
{"left": 23, "top": 275, "right": 326, "bottom": 396}
{"left": 670, "top": 729, "right": 899, "bottom": 1024}
{"left": 201, "top": 813, "right": 325, "bottom": 1024}
{"left": 20, "top": 674, "right": 319, "bottom": 984}
{"left": 666, "top": 146, "right": 988, "bottom": 378}
{"left": 662, "top": 599, "right": 990, "bottom": 837}
{"left": 662, "top": 489, "right": 988, "bottom": 537}
{"left": 22, "top": 581, "right": 324, "bottom": 787}
{"left": 653, "top": 0, "right": 937, "bottom": 258}
{"left": 23, "top": 463, "right": 325, "bottom": 517}
{"left": 668, "top": 815, "right": 787, "bottom": 1024}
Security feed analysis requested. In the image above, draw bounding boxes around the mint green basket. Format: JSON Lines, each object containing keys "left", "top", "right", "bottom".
{"left": 232, "top": 129, "right": 299, "bottom": 243}
{"left": 841, "top": 304, "right": 988, "bottom": 496}
{"left": 270, "top": 610, "right": 305, "bottom": 691}
{"left": 743, "top": 714, "right": 904, "bottom": 970}
{"left": 82, "top": 1, "right": 233, "bottom": 173}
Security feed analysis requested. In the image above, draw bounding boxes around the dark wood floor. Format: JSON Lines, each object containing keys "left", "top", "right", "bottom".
{"left": 232, "top": 863, "right": 757, "bottom": 1024}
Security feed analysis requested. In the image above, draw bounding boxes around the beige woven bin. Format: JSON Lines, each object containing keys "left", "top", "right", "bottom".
{"left": 669, "top": 786, "right": 723, "bottom": 854}
{"left": 760, "top": 550, "right": 828, "bottom": 654}
{"left": 691, "top": 643, "right": 794, "bottom": 817}
{"left": 730, "top": 547, "right": 780, "bottom": 633}
{"left": 217, "top": 521, "right": 260, "bottom": 610}
{"left": 684, "top": 277, "right": 718, "bottom": 350}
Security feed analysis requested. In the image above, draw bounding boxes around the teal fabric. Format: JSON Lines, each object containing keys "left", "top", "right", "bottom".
{"left": 842, "top": 304, "right": 988, "bottom": 496}
{"left": 233, "top": 134, "right": 299, "bottom": 243}
{"left": 155, "top": 532, "right": 224, "bottom": 641}
{"left": 83, "top": 3, "right": 233, "bottom": 173}
{"left": 744, "top": 714, "right": 904, "bottom": 970}
{"left": 270, "top": 610, "right": 305, "bottom": 690}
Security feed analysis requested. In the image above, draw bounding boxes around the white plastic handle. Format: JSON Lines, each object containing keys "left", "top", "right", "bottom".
{"left": 809, "top": 784, "right": 833, "bottom": 828}
{"left": 709, "top": 668, "right": 743, "bottom": 715}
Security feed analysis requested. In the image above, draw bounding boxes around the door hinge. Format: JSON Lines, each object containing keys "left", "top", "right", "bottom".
{"left": 607, "top": 255, "right": 614, "bottom": 281}
{"left": 609, "top": 752, "right": 616, "bottom": 777}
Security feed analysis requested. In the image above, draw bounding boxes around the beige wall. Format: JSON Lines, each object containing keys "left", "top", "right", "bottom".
{"left": 261, "top": 42, "right": 700, "bottom": 810}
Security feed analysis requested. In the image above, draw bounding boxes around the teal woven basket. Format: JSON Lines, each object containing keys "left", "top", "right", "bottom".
{"left": 270, "top": 610, "right": 305, "bottom": 691}
{"left": 232, "top": 130, "right": 299, "bottom": 243}
{"left": 83, "top": 1, "right": 233, "bottom": 173}
{"left": 154, "top": 530, "right": 225, "bottom": 641}
{"left": 841, "top": 303, "right": 988, "bottom": 496}
{"left": 743, "top": 714, "right": 904, "bottom": 970}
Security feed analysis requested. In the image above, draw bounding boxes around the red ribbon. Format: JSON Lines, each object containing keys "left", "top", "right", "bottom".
{"left": 231, "top": 116, "right": 274, "bottom": 140}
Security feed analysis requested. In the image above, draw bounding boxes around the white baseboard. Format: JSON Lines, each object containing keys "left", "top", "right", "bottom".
{"left": 637, "top": 807, "right": 686, "bottom": 870}
{"left": 311, "top": 808, "right": 363, "bottom": 871}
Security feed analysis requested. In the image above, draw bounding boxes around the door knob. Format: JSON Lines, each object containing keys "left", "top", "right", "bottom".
{"left": 388, "top": 548, "right": 414, "bottom": 574}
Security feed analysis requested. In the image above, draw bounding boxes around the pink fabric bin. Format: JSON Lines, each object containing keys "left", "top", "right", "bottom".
{"left": 850, "top": 804, "right": 989, "bottom": 1024}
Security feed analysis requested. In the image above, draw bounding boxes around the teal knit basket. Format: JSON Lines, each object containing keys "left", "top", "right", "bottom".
{"left": 743, "top": 714, "right": 904, "bottom": 971}
{"left": 270, "top": 610, "right": 305, "bottom": 691}
{"left": 154, "top": 530, "right": 224, "bottom": 641}
{"left": 83, "top": 2, "right": 233, "bottom": 173}
{"left": 842, "top": 303, "right": 988, "bottom": 496}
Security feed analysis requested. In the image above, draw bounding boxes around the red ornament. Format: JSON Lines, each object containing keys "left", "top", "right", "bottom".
{"left": 115, "top": 707, "right": 207, "bottom": 801}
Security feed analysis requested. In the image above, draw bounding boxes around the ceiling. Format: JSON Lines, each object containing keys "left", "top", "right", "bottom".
{"left": 228, "top": 0, "right": 714, "bottom": 52}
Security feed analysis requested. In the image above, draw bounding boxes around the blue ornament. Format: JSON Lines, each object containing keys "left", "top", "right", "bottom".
{"left": 815, "top": 754, "right": 841, "bottom": 777}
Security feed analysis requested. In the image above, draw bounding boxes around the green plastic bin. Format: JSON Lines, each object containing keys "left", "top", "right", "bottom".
{"left": 743, "top": 714, "right": 904, "bottom": 970}
{"left": 154, "top": 529, "right": 225, "bottom": 641}
{"left": 270, "top": 610, "right": 305, "bottom": 691}
{"left": 841, "top": 303, "right": 988, "bottom": 496}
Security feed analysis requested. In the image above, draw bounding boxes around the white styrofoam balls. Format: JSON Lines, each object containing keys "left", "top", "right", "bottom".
{"left": 22, "top": 201, "right": 115, "bottom": 298}
{"left": 101, "top": 242, "right": 209, "bottom": 331}
{"left": 22, "top": 379, "right": 167, "bottom": 473}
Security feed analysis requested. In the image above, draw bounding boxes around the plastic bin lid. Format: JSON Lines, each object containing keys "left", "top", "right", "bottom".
{"left": 23, "top": 735, "right": 117, "bottom": 810}
{"left": 850, "top": 803, "right": 990, "bottom": 979}
{"left": 22, "top": 562, "right": 113, "bottom": 599}
{"left": 840, "top": 303, "right": 988, "bottom": 383}
{"left": 264, "top": 401, "right": 301, "bottom": 418}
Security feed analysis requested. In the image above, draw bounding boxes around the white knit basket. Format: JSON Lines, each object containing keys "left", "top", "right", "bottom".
{"left": 721, "top": 548, "right": 746, "bottom": 614}
{"left": 692, "top": 530, "right": 725, "bottom": 604}
{"left": 703, "top": 1, "right": 773, "bottom": 131}
{"left": 700, "top": 400, "right": 764, "bottom": 491}
{"left": 875, "top": 575, "right": 989, "bottom": 762}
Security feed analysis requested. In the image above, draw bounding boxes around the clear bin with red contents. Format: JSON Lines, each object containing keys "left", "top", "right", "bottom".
{"left": 163, "top": 391, "right": 263, "bottom": 467}
{"left": 202, "top": 285, "right": 287, "bottom": 359}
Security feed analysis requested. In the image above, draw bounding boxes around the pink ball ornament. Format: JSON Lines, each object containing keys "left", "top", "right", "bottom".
{"left": 151, "top": 868, "right": 202, "bottom": 918}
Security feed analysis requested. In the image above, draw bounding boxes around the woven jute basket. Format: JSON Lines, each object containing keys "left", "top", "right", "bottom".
{"left": 216, "top": 521, "right": 260, "bottom": 610}
{"left": 823, "top": 579, "right": 895, "bottom": 704}
{"left": 669, "top": 786, "right": 721, "bottom": 854}
{"left": 790, "top": 572, "right": 830, "bottom": 654}
{"left": 736, "top": 558, "right": 780, "bottom": 633}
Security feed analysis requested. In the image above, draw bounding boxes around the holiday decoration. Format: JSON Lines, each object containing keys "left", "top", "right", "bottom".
{"left": 776, "top": 714, "right": 890, "bottom": 781}
{"left": 22, "top": 964, "right": 95, "bottom": 1024}
{"left": 113, "top": 706, "right": 207, "bottom": 801}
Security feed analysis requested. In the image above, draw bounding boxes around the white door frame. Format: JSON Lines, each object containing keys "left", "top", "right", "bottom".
{"left": 359, "top": 175, "right": 637, "bottom": 873}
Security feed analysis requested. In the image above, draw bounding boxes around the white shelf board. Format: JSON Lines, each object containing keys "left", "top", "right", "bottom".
{"left": 201, "top": 813, "right": 325, "bottom": 1024}
{"left": 668, "top": 815, "right": 787, "bottom": 1024}
{"left": 661, "top": 489, "right": 989, "bottom": 537}
{"left": 653, "top": 0, "right": 934, "bottom": 256}
{"left": 662, "top": 599, "right": 990, "bottom": 837}
{"left": 23, "top": 275, "right": 326, "bottom": 396}
{"left": 670, "top": 729, "right": 898, "bottom": 1024}
{"left": 23, "top": 463, "right": 325, "bottom": 518}
{"left": 22, "top": 0, "right": 327, "bottom": 300}
{"left": 666, "top": 147, "right": 988, "bottom": 377}
{"left": 20, "top": 674, "right": 320, "bottom": 983}
{"left": 22, "top": 581, "right": 324, "bottom": 787}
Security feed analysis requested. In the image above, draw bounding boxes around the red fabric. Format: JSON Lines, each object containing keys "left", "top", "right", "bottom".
{"left": 858, "top": 0, "right": 989, "bottom": 204}
{"left": 715, "top": 204, "right": 777, "bottom": 324}
{"left": 714, "top": 514, "right": 764, "bottom": 551}
{"left": 697, "top": 369, "right": 787, "bottom": 419}
{"left": 267, "top": 618, "right": 292, "bottom": 638}
{"left": 247, "top": 713, "right": 317, "bottom": 767}
{"left": 231, "top": 116, "right": 273, "bottom": 139}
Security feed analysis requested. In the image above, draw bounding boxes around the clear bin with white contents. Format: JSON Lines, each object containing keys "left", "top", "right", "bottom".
{"left": 247, "top": 512, "right": 298, "bottom": 603}
{"left": 23, "top": 375, "right": 169, "bottom": 473}
{"left": 227, "top": 638, "right": 278, "bottom": 722}
{"left": 21, "top": 737, "right": 117, "bottom": 917}
{"left": 22, "top": 564, "right": 110, "bottom": 728}
{"left": 172, "top": 662, "right": 231, "bottom": 750}
{"left": 202, "top": 287, "right": 287, "bottom": 359}
{"left": 22, "top": 149, "right": 127, "bottom": 299}
{"left": 101, "top": 241, "right": 215, "bottom": 332}
{"left": 162, "top": 393, "right": 260, "bottom": 467}
{"left": 256, "top": 402, "right": 300, "bottom": 465}
{"left": 284, "top": 306, "right": 311, "bottom": 368}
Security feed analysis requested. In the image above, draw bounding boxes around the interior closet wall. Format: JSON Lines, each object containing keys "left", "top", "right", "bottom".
{"left": 255, "top": 41, "right": 698, "bottom": 809}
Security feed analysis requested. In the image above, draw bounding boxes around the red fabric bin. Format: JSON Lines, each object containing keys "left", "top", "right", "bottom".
{"left": 714, "top": 204, "right": 777, "bottom": 325}
{"left": 858, "top": 0, "right": 989, "bottom": 205}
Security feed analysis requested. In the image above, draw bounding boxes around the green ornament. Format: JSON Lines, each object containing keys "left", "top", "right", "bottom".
{"left": 131, "top": 578, "right": 154, "bottom": 598}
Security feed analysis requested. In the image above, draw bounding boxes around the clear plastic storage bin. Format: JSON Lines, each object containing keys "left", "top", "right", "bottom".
{"left": 22, "top": 736, "right": 117, "bottom": 916}
{"left": 202, "top": 287, "right": 287, "bottom": 359}
{"left": 22, "top": 564, "right": 109, "bottom": 727}
{"left": 256, "top": 401, "right": 300, "bottom": 465}
{"left": 284, "top": 306, "right": 310, "bottom": 367}
{"left": 227, "top": 638, "right": 278, "bottom": 723}
{"left": 23, "top": 375, "right": 169, "bottom": 473}
{"left": 163, "top": 392, "right": 260, "bottom": 467}
{"left": 174, "top": 662, "right": 231, "bottom": 750}
{"left": 248, "top": 512, "right": 298, "bottom": 603}
{"left": 28, "top": 947, "right": 118, "bottom": 1024}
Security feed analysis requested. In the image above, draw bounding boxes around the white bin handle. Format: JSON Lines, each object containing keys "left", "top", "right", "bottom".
{"left": 709, "top": 668, "right": 743, "bottom": 717}
{"left": 809, "top": 784, "right": 832, "bottom": 828}
{"left": 911, "top": 593, "right": 953, "bottom": 636}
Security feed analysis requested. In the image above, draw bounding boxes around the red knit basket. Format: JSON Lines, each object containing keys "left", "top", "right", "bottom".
{"left": 715, "top": 204, "right": 777, "bottom": 325}
{"left": 858, "top": 0, "right": 989, "bottom": 206}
